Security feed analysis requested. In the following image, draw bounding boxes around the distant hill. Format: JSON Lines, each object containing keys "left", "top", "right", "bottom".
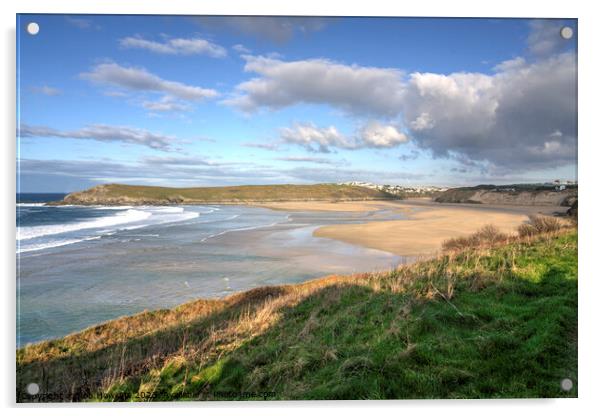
{"left": 53, "top": 183, "right": 398, "bottom": 205}
{"left": 434, "top": 184, "right": 577, "bottom": 206}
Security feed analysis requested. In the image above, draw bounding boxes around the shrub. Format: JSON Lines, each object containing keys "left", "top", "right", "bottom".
{"left": 442, "top": 225, "right": 508, "bottom": 251}
{"left": 473, "top": 224, "right": 508, "bottom": 244}
{"left": 442, "top": 236, "right": 473, "bottom": 251}
{"left": 518, "top": 215, "right": 563, "bottom": 237}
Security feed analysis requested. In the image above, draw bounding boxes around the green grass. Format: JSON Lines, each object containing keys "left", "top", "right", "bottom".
{"left": 17, "top": 230, "right": 577, "bottom": 402}
{"left": 60, "top": 183, "right": 397, "bottom": 205}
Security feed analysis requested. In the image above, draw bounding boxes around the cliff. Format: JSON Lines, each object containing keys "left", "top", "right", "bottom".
{"left": 434, "top": 185, "right": 577, "bottom": 206}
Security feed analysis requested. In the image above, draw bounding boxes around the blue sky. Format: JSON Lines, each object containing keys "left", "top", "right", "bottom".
{"left": 17, "top": 15, "right": 577, "bottom": 192}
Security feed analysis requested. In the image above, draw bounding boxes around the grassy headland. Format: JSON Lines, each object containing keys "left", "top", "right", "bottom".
{"left": 17, "top": 221, "right": 577, "bottom": 401}
{"left": 54, "top": 183, "right": 397, "bottom": 205}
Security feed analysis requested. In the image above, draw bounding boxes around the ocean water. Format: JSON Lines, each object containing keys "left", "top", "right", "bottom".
{"left": 16, "top": 195, "right": 406, "bottom": 346}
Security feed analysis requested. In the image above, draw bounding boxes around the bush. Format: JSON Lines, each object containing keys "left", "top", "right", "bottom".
{"left": 442, "top": 225, "right": 508, "bottom": 251}
{"left": 518, "top": 215, "right": 563, "bottom": 237}
{"left": 473, "top": 224, "right": 508, "bottom": 244}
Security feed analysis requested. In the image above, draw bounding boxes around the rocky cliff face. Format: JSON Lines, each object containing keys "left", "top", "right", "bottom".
{"left": 435, "top": 188, "right": 577, "bottom": 206}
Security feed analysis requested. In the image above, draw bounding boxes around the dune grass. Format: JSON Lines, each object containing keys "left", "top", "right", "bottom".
{"left": 17, "top": 227, "right": 577, "bottom": 402}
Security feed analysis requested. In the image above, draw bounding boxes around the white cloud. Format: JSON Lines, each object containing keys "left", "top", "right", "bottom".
{"left": 30, "top": 85, "right": 61, "bottom": 96}
{"left": 493, "top": 57, "right": 526, "bottom": 72}
{"left": 223, "top": 18, "right": 576, "bottom": 174}
{"left": 224, "top": 55, "right": 405, "bottom": 116}
{"left": 19, "top": 123, "right": 177, "bottom": 151}
{"left": 359, "top": 121, "right": 408, "bottom": 147}
{"left": 243, "top": 142, "right": 281, "bottom": 151}
{"left": 141, "top": 96, "right": 191, "bottom": 113}
{"left": 80, "top": 62, "right": 218, "bottom": 101}
{"left": 119, "top": 36, "right": 227, "bottom": 58}
{"left": 549, "top": 130, "right": 563, "bottom": 138}
{"left": 278, "top": 121, "right": 407, "bottom": 153}
{"left": 279, "top": 123, "right": 353, "bottom": 153}
{"left": 141, "top": 156, "right": 218, "bottom": 166}
{"left": 409, "top": 112, "right": 434, "bottom": 131}
{"left": 239, "top": 48, "right": 576, "bottom": 171}
{"left": 66, "top": 17, "right": 94, "bottom": 29}
{"left": 232, "top": 44, "right": 251, "bottom": 54}
{"left": 103, "top": 90, "right": 128, "bottom": 97}
{"left": 527, "top": 19, "right": 573, "bottom": 57}
{"left": 195, "top": 16, "right": 327, "bottom": 43}
{"left": 275, "top": 156, "right": 339, "bottom": 165}
{"left": 401, "top": 52, "right": 577, "bottom": 171}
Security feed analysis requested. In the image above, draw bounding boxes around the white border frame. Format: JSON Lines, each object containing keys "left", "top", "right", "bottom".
{"left": 2, "top": 1, "right": 600, "bottom": 415}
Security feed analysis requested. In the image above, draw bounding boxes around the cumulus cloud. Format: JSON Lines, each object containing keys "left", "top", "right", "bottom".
{"left": 231, "top": 29, "right": 576, "bottom": 172}
{"left": 402, "top": 52, "right": 577, "bottom": 171}
{"left": 30, "top": 85, "right": 61, "bottom": 96}
{"left": 19, "top": 123, "right": 177, "bottom": 151}
{"left": 278, "top": 122, "right": 407, "bottom": 153}
{"left": 224, "top": 55, "right": 405, "bottom": 116}
{"left": 194, "top": 16, "right": 327, "bottom": 43}
{"left": 80, "top": 62, "right": 218, "bottom": 101}
{"left": 359, "top": 121, "right": 408, "bottom": 148}
{"left": 279, "top": 123, "right": 353, "bottom": 153}
{"left": 119, "top": 36, "right": 227, "bottom": 58}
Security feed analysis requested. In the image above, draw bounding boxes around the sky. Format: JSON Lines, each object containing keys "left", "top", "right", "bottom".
{"left": 16, "top": 15, "right": 577, "bottom": 192}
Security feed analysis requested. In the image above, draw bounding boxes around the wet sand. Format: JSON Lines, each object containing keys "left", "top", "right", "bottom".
{"left": 257, "top": 200, "right": 411, "bottom": 212}
{"left": 258, "top": 199, "right": 566, "bottom": 257}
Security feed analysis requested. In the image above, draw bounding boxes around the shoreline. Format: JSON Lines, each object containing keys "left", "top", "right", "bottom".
{"left": 31, "top": 198, "right": 567, "bottom": 259}
{"left": 255, "top": 199, "right": 566, "bottom": 257}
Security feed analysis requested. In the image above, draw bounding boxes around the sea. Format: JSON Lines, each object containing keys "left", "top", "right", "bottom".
{"left": 16, "top": 193, "right": 406, "bottom": 346}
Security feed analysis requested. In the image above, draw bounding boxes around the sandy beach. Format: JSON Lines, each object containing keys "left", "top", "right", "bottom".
{"left": 259, "top": 199, "right": 565, "bottom": 257}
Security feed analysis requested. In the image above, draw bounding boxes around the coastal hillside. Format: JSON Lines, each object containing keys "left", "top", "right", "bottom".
{"left": 434, "top": 185, "right": 577, "bottom": 206}
{"left": 17, "top": 224, "right": 577, "bottom": 401}
{"left": 55, "top": 184, "right": 397, "bottom": 205}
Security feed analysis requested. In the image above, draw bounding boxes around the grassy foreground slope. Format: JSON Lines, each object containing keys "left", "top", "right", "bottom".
{"left": 57, "top": 183, "right": 396, "bottom": 205}
{"left": 17, "top": 229, "right": 577, "bottom": 401}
